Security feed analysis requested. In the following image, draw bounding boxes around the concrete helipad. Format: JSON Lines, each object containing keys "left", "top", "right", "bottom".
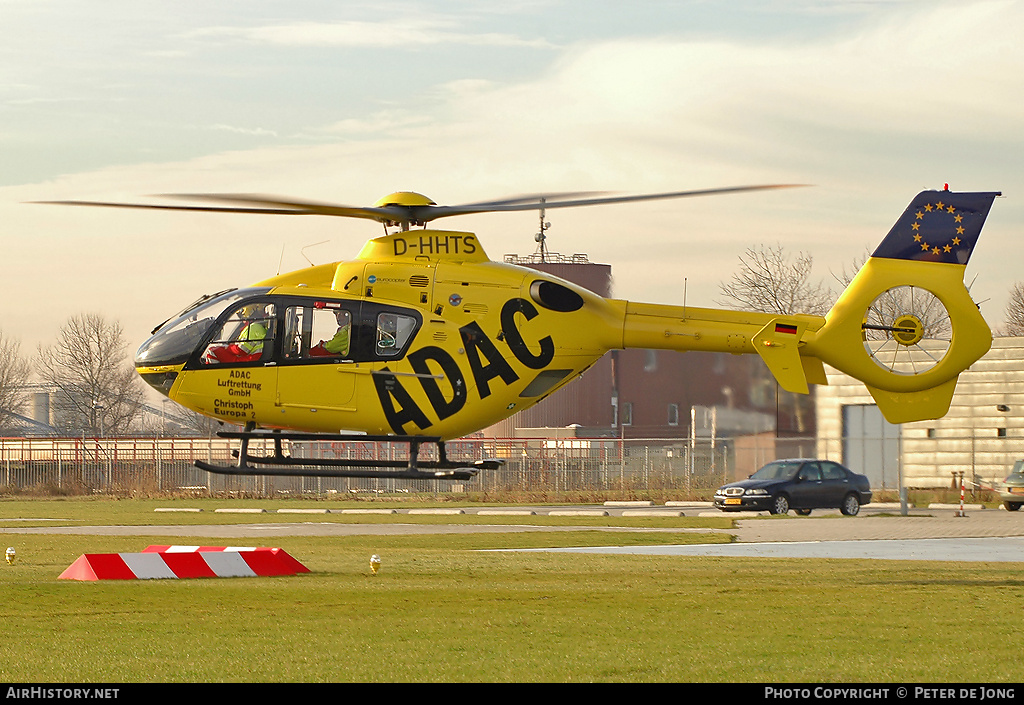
{"left": 506, "top": 536, "right": 1024, "bottom": 562}
{"left": 729, "top": 511, "right": 1024, "bottom": 543}
{"left": 4, "top": 505, "right": 1024, "bottom": 562}
{"left": 512, "top": 508, "right": 1024, "bottom": 562}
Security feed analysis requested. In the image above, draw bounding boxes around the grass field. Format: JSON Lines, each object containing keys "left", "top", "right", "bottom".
{"left": 1, "top": 497, "right": 1022, "bottom": 683}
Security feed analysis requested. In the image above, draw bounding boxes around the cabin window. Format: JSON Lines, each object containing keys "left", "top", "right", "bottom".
{"left": 529, "top": 280, "right": 585, "bottom": 312}
{"left": 620, "top": 402, "right": 633, "bottom": 427}
{"left": 200, "top": 302, "right": 277, "bottom": 365}
{"left": 283, "top": 305, "right": 352, "bottom": 360}
{"left": 668, "top": 403, "right": 679, "bottom": 426}
{"left": 376, "top": 312, "right": 417, "bottom": 357}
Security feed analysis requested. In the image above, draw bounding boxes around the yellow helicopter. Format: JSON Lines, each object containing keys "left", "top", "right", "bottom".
{"left": 47, "top": 184, "right": 1000, "bottom": 479}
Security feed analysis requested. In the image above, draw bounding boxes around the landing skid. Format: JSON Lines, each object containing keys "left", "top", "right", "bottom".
{"left": 194, "top": 429, "right": 501, "bottom": 481}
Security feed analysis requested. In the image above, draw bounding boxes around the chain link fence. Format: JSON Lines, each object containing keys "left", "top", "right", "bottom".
{"left": 0, "top": 434, "right": 830, "bottom": 497}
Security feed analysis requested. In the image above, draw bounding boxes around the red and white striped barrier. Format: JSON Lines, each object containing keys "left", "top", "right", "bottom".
{"left": 143, "top": 544, "right": 272, "bottom": 553}
{"left": 58, "top": 545, "right": 309, "bottom": 581}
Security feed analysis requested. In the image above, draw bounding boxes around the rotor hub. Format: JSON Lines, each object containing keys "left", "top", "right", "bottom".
{"left": 892, "top": 314, "right": 924, "bottom": 346}
{"left": 372, "top": 192, "right": 436, "bottom": 208}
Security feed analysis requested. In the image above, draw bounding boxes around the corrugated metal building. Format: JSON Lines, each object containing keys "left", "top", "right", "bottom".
{"left": 816, "top": 336, "right": 1024, "bottom": 489}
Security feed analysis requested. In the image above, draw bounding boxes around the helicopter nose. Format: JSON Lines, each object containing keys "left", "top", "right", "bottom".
{"left": 136, "top": 367, "right": 179, "bottom": 397}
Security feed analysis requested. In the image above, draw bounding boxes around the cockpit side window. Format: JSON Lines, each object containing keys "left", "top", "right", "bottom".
{"left": 136, "top": 288, "right": 269, "bottom": 368}
{"left": 200, "top": 302, "right": 277, "bottom": 365}
{"left": 187, "top": 297, "right": 418, "bottom": 366}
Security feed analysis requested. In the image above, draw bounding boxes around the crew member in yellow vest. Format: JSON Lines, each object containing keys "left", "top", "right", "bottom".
{"left": 202, "top": 303, "right": 272, "bottom": 364}
{"left": 236, "top": 310, "right": 268, "bottom": 356}
{"left": 310, "top": 310, "right": 351, "bottom": 357}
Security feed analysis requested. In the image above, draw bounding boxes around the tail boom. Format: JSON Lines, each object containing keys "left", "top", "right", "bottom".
{"left": 617, "top": 301, "right": 826, "bottom": 395}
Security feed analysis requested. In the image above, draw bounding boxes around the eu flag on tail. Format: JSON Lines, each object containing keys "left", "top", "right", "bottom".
{"left": 871, "top": 189, "right": 1000, "bottom": 264}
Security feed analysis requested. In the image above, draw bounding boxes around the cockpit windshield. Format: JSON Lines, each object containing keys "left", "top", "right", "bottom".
{"left": 135, "top": 288, "right": 271, "bottom": 367}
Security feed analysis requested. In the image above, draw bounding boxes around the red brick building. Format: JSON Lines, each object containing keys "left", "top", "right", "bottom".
{"left": 484, "top": 255, "right": 812, "bottom": 439}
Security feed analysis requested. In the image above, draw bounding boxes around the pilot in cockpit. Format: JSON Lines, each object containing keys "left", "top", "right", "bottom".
{"left": 202, "top": 303, "right": 271, "bottom": 364}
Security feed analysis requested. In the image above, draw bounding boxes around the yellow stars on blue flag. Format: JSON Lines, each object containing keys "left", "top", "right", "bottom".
{"left": 909, "top": 200, "right": 966, "bottom": 258}
{"left": 871, "top": 190, "right": 1000, "bottom": 264}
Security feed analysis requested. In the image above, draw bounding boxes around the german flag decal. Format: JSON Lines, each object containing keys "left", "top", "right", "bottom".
{"left": 775, "top": 323, "right": 798, "bottom": 335}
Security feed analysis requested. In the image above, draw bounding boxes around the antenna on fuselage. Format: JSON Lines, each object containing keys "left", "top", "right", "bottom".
{"left": 301, "top": 240, "right": 330, "bottom": 267}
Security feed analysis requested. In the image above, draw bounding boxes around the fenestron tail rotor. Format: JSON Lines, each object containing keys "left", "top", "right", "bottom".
{"left": 34, "top": 184, "right": 805, "bottom": 230}
{"left": 861, "top": 285, "right": 952, "bottom": 375}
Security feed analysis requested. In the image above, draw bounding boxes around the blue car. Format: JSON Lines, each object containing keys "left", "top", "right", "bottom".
{"left": 714, "top": 458, "right": 872, "bottom": 516}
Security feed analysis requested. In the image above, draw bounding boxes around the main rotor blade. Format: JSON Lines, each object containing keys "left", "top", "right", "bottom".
{"left": 455, "top": 191, "right": 609, "bottom": 208}
{"left": 34, "top": 199, "right": 312, "bottom": 216}
{"left": 35, "top": 184, "right": 806, "bottom": 226}
{"left": 429, "top": 184, "right": 806, "bottom": 219}
{"left": 163, "top": 193, "right": 395, "bottom": 221}
{"left": 36, "top": 194, "right": 397, "bottom": 222}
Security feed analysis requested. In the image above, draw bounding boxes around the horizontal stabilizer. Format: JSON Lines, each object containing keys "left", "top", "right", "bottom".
{"left": 753, "top": 319, "right": 812, "bottom": 394}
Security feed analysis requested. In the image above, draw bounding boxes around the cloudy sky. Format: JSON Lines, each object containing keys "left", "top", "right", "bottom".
{"left": 2, "top": 0, "right": 1023, "bottom": 360}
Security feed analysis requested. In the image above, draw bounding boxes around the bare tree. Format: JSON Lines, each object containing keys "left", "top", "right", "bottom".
{"left": 717, "top": 244, "right": 833, "bottom": 316}
{"left": 166, "top": 403, "right": 225, "bottom": 437}
{"left": 1005, "top": 282, "right": 1024, "bottom": 336}
{"left": 718, "top": 244, "right": 833, "bottom": 434}
{"left": 0, "top": 330, "right": 31, "bottom": 428}
{"left": 831, "top": 249, "right": 871, "bottom": 292}
{"left": 36, "top": 314, "right": 144, "bottom": 435}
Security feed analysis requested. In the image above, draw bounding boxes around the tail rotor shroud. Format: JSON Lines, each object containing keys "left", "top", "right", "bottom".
{"left": 862, "top": 285, "right": 952, "bottom": 375}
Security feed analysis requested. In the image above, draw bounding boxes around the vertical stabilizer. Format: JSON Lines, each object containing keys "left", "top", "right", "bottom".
{"left": 804, "top": 188, "right": 1000, "bottom": 423}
